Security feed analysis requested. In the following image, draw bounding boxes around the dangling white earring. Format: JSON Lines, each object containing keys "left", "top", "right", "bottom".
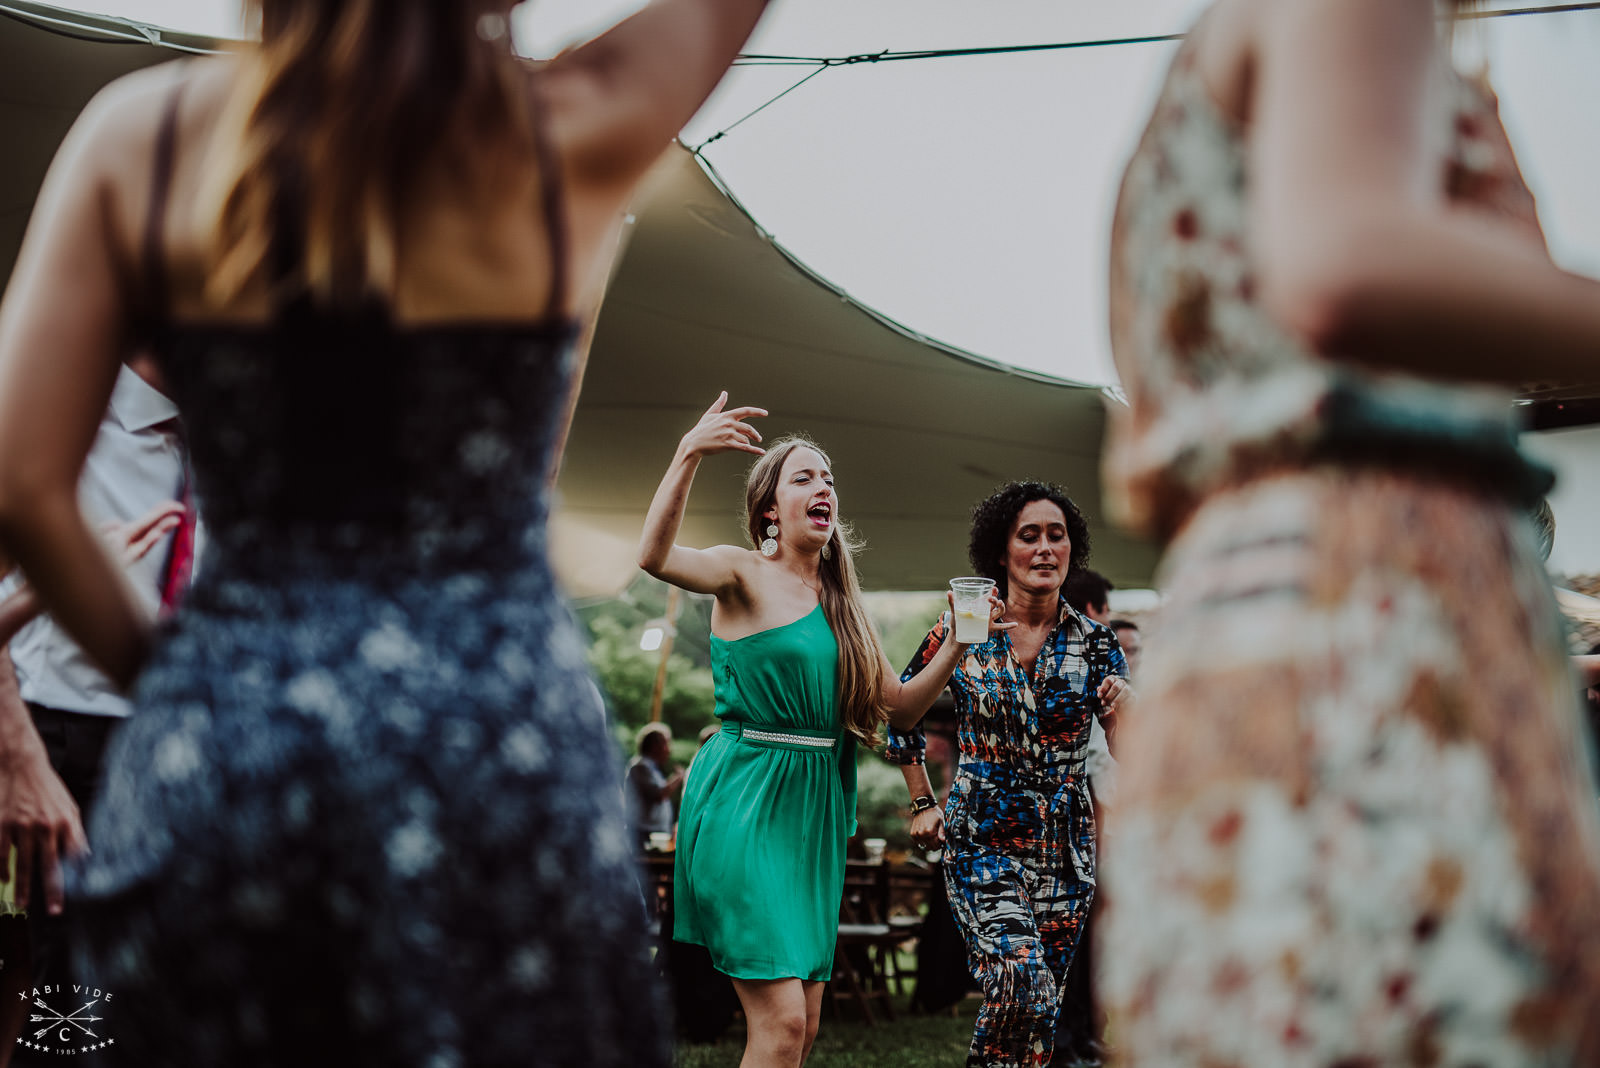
{"left": 821, "top": 542, "right": 832, "bottom": 561}
{"left": 760, "top": 523, "right": 779, "bottom": 558}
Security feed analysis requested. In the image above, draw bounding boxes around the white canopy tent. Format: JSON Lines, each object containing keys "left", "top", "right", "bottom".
{"left": 0, "top": 1, "right": 1161, "bottom": 596}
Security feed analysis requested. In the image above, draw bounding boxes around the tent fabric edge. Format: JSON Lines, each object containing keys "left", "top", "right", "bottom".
{"left": 685, "top": 143, "right": 1117, "bottom": 398}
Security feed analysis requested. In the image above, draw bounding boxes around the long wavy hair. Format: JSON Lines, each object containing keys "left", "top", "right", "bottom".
{"left": 198, "top": 0, "right": 531, "bottom": 304}
{"left": 744, "top": 438, "right": 889, "bottom": 746}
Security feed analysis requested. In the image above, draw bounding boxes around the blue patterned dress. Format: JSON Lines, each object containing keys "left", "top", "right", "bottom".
{"left": 889, "top": 597, "right": 1126, "bottom": 1068}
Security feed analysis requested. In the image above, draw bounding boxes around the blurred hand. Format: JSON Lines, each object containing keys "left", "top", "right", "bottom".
{"left": 99, "top": 500, "right": 186, "bottom": 566}
{"left": 0, "top": 745, "right": 85, "bottom": 916}
{"left": 1097, "top": 675, "right": 1132, "bottom": 712}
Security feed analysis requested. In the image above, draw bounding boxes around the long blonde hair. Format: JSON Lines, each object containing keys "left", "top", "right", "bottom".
{"left": 198, "top": 0, "right": 532, "bottom": 305}
{"left": 744, "top": 438, "right": 889, "bottom": 746}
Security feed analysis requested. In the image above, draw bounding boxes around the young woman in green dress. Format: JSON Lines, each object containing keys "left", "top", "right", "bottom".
{"left": 639, "top": 393, "right": 996, "bottom": 1067}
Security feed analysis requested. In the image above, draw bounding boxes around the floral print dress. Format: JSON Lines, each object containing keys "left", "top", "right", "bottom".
{"left": 1100, "top": 14, "right": 1600, "bottom": 1068}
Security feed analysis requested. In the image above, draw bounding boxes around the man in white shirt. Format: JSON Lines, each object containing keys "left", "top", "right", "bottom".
{"left": 1059, "top": 569, "right": 1121, "bottom": 1067}
{"left": 0, "top": 357, "right": 189, "bottom": 1058}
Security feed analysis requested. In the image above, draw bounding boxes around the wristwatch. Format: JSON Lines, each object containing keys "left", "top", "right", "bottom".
{"left": 909, "top": 795, "right": 938, "bottom": 816}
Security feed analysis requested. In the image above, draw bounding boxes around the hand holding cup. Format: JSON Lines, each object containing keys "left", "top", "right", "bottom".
{"left": 947, "top": 578, "right": 1014, "bottom": 645}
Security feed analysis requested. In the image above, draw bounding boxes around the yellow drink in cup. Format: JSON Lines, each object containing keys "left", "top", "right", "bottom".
{"left": 949, "top": 577, "right": 997, "bottom": 644}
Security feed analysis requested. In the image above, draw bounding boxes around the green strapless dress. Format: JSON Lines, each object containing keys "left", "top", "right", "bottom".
{"left": 673, "top": 603, "right": 858, "bottom": 981}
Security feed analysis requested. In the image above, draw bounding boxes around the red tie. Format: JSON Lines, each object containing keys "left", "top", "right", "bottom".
{"left": 160, "top": 462, "right": 196, "bottom": 615}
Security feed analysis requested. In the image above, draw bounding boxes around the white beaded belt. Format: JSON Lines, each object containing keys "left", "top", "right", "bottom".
{"left": 741, "top": 727, "right": 835, "bottom": 749}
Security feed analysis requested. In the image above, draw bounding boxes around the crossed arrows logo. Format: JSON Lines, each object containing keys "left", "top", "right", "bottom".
{"left": 30, "top": 997, "right": 102, "bottom": 1042}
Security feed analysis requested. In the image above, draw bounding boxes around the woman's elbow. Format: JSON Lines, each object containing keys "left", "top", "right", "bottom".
{"left": 885, "top": 704, "right": 922, "bottom": 733}
{"left": 636, "top": 541, "right": 666, "bottom": 577}
{"left": 0, "top": 468, "right": 62, "bottom": 542}
{"left": 1258, "top": 256, "right": 1375, "bottom": 356}
{"left": 1255, "top": 212, "right": 1402, "bottom": 356}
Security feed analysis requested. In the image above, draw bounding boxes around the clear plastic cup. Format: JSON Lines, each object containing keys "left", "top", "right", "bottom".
{"left": 949, "top": 577, "right": 997, "bottom": 643}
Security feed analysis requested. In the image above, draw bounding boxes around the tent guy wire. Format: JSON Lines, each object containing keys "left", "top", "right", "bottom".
{"left": 730, "top": 2, "right": 1600, "bottom": 69}
{"left": 692, "top": 65, "right": 828, "bottom": 151}
{"left": 701, "top": 1, "right": 1599, "bottom": 149}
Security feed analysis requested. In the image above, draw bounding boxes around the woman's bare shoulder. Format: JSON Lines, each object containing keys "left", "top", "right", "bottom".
{"left": 63, "top": 56, "right": 236, "bottom": 188}
{"left": 40, "top": 57, "right": 236, "bottom": 267}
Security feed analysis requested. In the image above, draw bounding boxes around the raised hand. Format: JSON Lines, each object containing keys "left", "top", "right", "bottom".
{"left": 680, "top": 391, "right": 767, "bottom": 459}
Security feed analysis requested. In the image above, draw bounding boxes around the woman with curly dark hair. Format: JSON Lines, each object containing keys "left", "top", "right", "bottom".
{"left": 887, "top": 480, "right": 1130, "bottom": 1068}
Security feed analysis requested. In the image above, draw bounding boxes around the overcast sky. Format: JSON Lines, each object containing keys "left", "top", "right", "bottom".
{"left": 56, "top": 0, "right": 1600, "bottom": 387}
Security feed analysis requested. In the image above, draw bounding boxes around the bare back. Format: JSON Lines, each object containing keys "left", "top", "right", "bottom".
{"left": 122, "top": 57, "right": 637, "bottom": 328}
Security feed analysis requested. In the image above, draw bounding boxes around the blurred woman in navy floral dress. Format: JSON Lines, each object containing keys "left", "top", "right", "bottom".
{"left": 0, "top": 1, "right": 776, "bottom": 1063}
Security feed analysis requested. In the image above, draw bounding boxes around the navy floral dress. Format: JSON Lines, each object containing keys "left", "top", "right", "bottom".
{"left": 65, "top": 81, "right": 667, "bottom": 1067}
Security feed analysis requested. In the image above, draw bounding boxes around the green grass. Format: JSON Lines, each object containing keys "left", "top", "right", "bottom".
{"left": 674, "top": 994, "right": 979, "bottom": 1068}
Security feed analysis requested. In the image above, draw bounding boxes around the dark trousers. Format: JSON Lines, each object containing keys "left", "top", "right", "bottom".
{"left": 6, "top": 705, "right": 120, "bottom": 1067}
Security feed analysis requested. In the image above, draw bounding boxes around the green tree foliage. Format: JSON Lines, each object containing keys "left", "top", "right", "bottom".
{"left": 853, "top": 752, "right": 914, "bottom": 851}
{"left": 866, "top": 592, "right": 946, "bottom": 670}
{"left": 585, "top": 615, "right": 718, "bottom": 739}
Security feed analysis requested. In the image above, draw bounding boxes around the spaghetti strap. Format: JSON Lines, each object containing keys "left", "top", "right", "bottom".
{"left": 140, "top": 73, "right": 186, "bottom": 330}
{"left": 525, "top": 77, "right": 570, "bottom": 320}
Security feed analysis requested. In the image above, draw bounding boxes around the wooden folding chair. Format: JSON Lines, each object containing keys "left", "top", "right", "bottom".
{"left": 827, "top": 862, "right": 920, "bottom": 1024}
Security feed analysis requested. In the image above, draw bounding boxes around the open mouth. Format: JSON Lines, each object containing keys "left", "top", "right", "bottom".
{"left": 807, "top": 503, "right": 833, "bottom": 527}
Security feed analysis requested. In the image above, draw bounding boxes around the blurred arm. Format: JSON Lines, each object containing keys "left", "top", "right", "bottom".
{"left": 547, "top": 0, "right": 775, "bottom": 187}
{"left": 1251, "top": 0, "right": 1600, "bottom": 383}
{"left": 0, "top": 81, "right": 156, "bottom": 689}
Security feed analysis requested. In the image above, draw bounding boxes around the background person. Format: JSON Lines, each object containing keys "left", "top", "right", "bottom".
{"left": 891, "top": 481, "right": 1129, "bottom": 1068}
{"left": 0, "top": 502, "right": 183, "bottom": 1068}
{"left": 1062, "top": 569, "right": 1113, "bottom": 625}
{"left": 1057, "top": 570, "right": 1122, "bottom": 1065}
{"left": 627, "top": 721, "right": 685, "bottom": 845}
{"left": 0, "top": 357, "right": 186, "bottom": 1068}
{"left": 1101, "top": 0, "right": 1600, "bottom": 1063}
{"left": 0, "top": 1, "right": 776, "bottom": 1063}
{"left": 1106, "top": 619, "right": 1141, "bottom": 678}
